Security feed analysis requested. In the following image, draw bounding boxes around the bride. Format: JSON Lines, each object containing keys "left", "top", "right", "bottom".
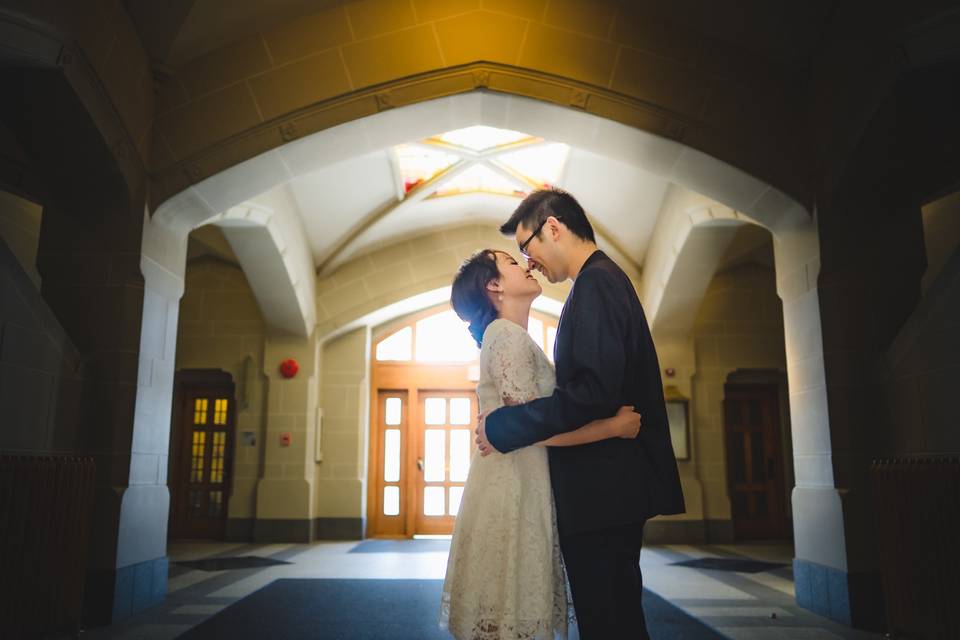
{"left": 440, "top": 249, "right": 641, "bottom": 640}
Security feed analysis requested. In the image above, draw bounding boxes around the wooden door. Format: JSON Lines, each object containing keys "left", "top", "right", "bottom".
{"left": 723, "top": 384, "right": 789, "bottom": 539}
{"left": 413, "top": 391, "right": 477, "bottom": 535}
{"left": 169, "top": 372, "right": 235, "bottom": 540}
{"left": 370, "top": 390, "right": 409, "bottom": 537}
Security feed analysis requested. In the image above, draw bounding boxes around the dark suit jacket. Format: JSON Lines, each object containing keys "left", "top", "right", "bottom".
{"left": 485, "top": 250, "right": 685, "bottom": 535}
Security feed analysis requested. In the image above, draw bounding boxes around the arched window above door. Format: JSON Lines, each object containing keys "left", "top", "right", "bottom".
{"left": 374, "top": 305, "right": 558, "bottom": 364}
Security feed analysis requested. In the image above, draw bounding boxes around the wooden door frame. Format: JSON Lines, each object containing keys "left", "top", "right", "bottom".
{"left": 365, "top": 304, "right": 558, "bottom": 538}
{"left": 168, "top": 368, "right": 236, "bottom": 540}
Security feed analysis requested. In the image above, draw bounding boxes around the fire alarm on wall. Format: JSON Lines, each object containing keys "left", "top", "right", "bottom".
{"left": 279, "top": 359, "right": 299, "bottom": 378}
{"left": 280, "top": 432, "right": 292, "bottom": 446}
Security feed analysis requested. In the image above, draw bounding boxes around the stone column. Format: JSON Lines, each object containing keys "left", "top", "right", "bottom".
{"left": 37, "top": 188, "right": 176, "bottom": 625}
{"left": 775, "top": 220, "right": 863, "bottom": 625}
{"left": 254, "top": 331, "right": 319, "bottom": 542}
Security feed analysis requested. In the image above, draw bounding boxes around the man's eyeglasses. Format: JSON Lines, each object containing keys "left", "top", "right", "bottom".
{"left": 518, "top": 216, "right": 560, "bottom": 259}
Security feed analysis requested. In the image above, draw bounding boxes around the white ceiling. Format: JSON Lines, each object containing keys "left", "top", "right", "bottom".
{"left": 281, "top": 138, "right": 672, "bottom": 275}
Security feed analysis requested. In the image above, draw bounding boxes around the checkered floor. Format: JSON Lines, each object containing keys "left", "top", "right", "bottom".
{"left": 82, "top": 540, "right": 884, "bottom": 640}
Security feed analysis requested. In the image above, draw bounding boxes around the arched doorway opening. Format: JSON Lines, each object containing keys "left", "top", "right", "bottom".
{"left": 366, "top": 303, "right": 558, "bottom": 537}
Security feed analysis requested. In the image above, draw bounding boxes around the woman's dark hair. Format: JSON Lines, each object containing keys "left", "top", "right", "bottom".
{"left": 451, "top": 249, "right": 500, "bottom": 347}
{"left": 499, "top": 187, "right": 596, "bottom": 244}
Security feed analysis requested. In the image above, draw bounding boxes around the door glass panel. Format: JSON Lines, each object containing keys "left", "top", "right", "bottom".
{"left": 729, "top": 435, "right": 746, "bottom": 483}
{"left": 210, "top": 432, "right": 226, "bottom": 483}
{"left": 193, "top": 398, "right": 208, "bottom": 424}
{"left": 449, "top": 397, "right": 471, "bottom": 425}
{"left": 751, "top": 431, "right": 765, "bottom": 481}
{"left": 449, "top": 486, "right": 464, "bottom": 516}
{"left": 527, "top": 316, "right": 544, "bottom": 349}
{"left": 208, "top": 490, "right": 223, "bottom": 517}
{"left": 190, "top": 431, "right": 206, "bottom": 482}
{"left": 424, "top": 486, "right": 445, "bottom": 516}
{"left": 213, "top": 398, "right": 229, "bottom": 425}
{"left": 449, "top": 429, "right": 471, "bottom": 482}
{"left": 755, "top": 492, "right": 768, "bottom": 517}
{"left": 424, "top": 397, "right": 446, "bottom": 425}
{"left": 384, "top": 429, "right": 401, "bottom": 482}
{"left": 385, "top": 397, "right": 402, "bottom": 425}
{"left": 189, "top": 489, "right": 203, "bottom": 516}
{"left": 383, "top": 486, "right": 400, "bottom": 516}
{"left": 424, "top": 429, "right": 446, "bottom": 482}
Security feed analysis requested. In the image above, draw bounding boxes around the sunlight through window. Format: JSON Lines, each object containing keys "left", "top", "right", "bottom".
{"left": 376, "top": 326, "right": 412, "bottom": 361}
{"left": 395, "top": 144, "right": 459, "bottom": 193}
{"left": 415, "top": 310, "right": 479, "bottom": 362}
{"left": 430, "top": 164, "right": 524, "bottom": 198}
{"left": 429, "top": 125, "right": 534, "bottom": 152}
{"left": 497, "top": 142, "right": 569, "bottom": 188}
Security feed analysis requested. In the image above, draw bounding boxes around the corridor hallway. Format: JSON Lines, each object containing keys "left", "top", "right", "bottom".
{"left": 84, "top": 541, "right": 882, "bottom": 640}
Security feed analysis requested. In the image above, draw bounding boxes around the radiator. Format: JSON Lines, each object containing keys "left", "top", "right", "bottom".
{"left": 0, "top": 455, "right": 96, "bottom": 639}
{"left": 872, "top": 456, "right": 960, "bottom": 640}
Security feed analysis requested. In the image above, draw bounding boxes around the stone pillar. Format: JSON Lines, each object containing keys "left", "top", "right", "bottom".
{"left": 775, "top": 220, "right": 869, "bottom": 626}
{"left": 315, "top": 327, "right": 369, "bottom": 540}
{"left": 254, "top": 331, "right": 319, "bottom": 542}
{"left": 37, "top": 188, "right": 174, "bottom": 625}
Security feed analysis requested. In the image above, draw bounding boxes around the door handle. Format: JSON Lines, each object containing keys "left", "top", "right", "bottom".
{"left": 417, "top": 458, "right": 424, "bottom": 472}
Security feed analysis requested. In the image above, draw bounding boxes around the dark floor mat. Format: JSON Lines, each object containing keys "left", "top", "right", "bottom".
{"left": 174, "top": 556, "right": 291, "bottom": 571}
{"left": 671, "top": 557, "right": 787, "bottom": 573}
{"left": 176, "top": 579, "right": 726, "bottom": 639}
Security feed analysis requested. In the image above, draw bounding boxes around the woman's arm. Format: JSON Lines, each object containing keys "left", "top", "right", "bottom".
{"left": 535, "top": 405, "right": 640, "bottom": 447}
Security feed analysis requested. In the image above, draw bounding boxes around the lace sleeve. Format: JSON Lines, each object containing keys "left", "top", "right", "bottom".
{"left": 485, "top": 322, "right": 540, "bottom": 406}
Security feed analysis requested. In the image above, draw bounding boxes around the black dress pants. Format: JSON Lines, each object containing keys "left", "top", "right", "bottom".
{"left": 560, "top": 521, "right": 648, "bottom": 639}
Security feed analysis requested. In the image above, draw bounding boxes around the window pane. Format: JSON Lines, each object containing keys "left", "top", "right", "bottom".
{"left": 424, "top": 429, "right": 446, "bottom": 482}
{"left": 432, "top": 163, "right": 520, "bottom": 197}
{"left": 384, "top": 429, "right": 401, "bottom": 483}
{"left": 424, "top": 397, "right": 446, "bottom": 425}
{"left": 430, "top": 125, "right": 533, "bottom": 152}
{"left": 546, "top": 326, "right": 557, "bottom": 363}
{"left": 449, "top": 486, "right": 464, "bottom": 516}
{"left": 497, "top": 142, "right": 569, "bottom": 187}
{"left": 449, "top": 397, "right": 471, "bottom": 425}
{"left": 376, "top": 326, "right": 412, "bottom": 361}
{"left": 385, "top": 397, "right": 402, "bottom": 425}
{"left": 424, "top": 486, "right": 445, "bottom": 516}
{"left": 527, "top": 317, "right": 544, "bottom": 350}
{"left": 395, "top": 143, "right": 459, "bottom": 193}
{"left": 450, "top": 429, "right": 471, "bottom": 482}
{"left": 415, "top": 310, "right": 479, "bottom": 362}
{"left": 384, "top": 486, "right": 400, "bottom": 516}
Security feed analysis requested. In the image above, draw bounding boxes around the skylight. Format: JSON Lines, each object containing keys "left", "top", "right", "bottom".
{"left": 395, "top": 144, "right": 459, "bottom": 193}
{"left": 427, "top": 125, "right": 534, "bottom": 152}
{"left": 393, "top": 126, "right": 569, "bottom": 199}
{"left": 431, "top": 164, "right": 525, "bottom": 198}
{"left": 496, "top": 142, "right": 568, "bottom": 189}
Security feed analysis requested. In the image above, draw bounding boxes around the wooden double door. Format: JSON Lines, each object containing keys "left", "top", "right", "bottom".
{"left": 169, "top": 371, "right": 236, "bottom": 540}
{"left": 723, "top": 383, "right": 790, "bottom": 539}
{"left": 368, "top": 367, "right": 478, "bottom": 537}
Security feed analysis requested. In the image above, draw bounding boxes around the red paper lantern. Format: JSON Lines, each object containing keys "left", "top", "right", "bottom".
{"left": 279, "top": 359, "right": 299, "bottom": 379}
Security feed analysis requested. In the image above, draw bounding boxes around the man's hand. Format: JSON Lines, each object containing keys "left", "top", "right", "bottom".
{"left": 475, "top": 410, "right": 497, "bottom": 456}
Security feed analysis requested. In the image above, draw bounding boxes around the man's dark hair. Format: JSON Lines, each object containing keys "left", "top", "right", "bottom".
{"left": 499, "top": 187, "right": 596, "bottom": 244}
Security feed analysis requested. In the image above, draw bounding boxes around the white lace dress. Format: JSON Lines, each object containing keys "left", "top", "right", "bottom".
{"left": 439, "top": 318, "right": 571, "bottom": 640}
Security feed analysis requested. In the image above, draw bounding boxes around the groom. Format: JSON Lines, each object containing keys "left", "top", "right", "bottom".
{"left": 476, "top": 188, "right": 685, "bottom": 639}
